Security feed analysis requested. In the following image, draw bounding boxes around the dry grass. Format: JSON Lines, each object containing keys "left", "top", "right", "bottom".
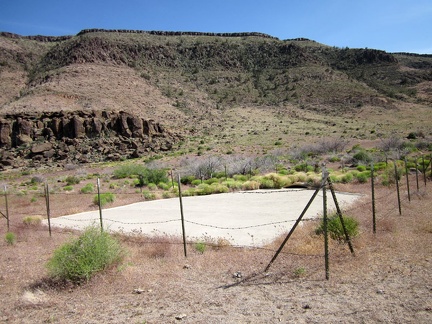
{"left": 0, "top": 177, "right": 431, "bottom": 322}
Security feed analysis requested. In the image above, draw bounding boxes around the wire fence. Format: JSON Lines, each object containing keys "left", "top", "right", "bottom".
{"left": 0, "top": 162, "right": 430, "bottom": 279}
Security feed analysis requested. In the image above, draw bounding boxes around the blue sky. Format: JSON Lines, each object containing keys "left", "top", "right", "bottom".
{"left": 1, "top": 0, "right": 431, "bottom": 53}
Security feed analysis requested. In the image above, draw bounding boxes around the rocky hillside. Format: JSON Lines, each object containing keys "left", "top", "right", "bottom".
{"left": 0, "top": 29, "right": 431, "bottom": 168}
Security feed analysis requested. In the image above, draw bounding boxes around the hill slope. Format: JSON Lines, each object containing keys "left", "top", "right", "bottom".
{"left": 1, "top": 29, "right": 431, "bottom": 165}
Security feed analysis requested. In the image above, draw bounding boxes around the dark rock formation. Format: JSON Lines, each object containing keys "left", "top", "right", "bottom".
{"left": 0, "top": 110, "right": 181, "bottom": 169}
{"left": 76, "top": 29, "right": 278, "bottom": 39}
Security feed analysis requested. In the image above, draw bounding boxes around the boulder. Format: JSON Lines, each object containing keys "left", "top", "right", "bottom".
{"left": 31, "top": 142, "right": 53, "bottom": 155}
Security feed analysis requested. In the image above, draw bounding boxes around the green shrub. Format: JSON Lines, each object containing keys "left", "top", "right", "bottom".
{"left": 194, "top": 242, "right": 206, "bottom": 254}
{"left": 147, "top": 183, "right": 157, "bottom": 191}
{"left": 65, "top": 175, "right": 80, "bottom": 185}
{"left": 5, "top": 232, "right": 16, "bottom": 245}
{"left": 191, "top": 179, "right": 202, "bottom": 186}
{"left": 80, "top": 183, "right": 94, "bottom": 194}
{"left": 353, "top": 151, "right": 372, "bottom": 164}
{"left": 196, "top": 184, "right": 213, "bottom": 195}
{"left": 233, "top": 174, "right": 248, "bottom": 181}
{"left": 210, "top": 183, "right": 229, "bottom": 194}
{"left": 143, "top": 190, "right": 156, "bottom": 200}
{"left": 63, "top": 185, "right": 74, "bottom": 191}
{"left": 257, "top": 177, "right": 275, "bottom": 189}
{"left": 113, "top": 164, "right": 147, "bottom": 179}
{"left": 329, "top": 174, "right": 341, "bottom": 183}
{"left": 315, "top": 213, "right": 359, "bottom": 242}
{"left": 158, "top": 182, "right": 171, "bottom": 190}
{"left": 356, "top": 165, "right": 366, "bottom": 172}
{"left": 341, "top": 172, "right": 354, "bottom": 183}
{"left": 46, "top": 226, "right": 124, "bottom": 283}
{"left": 182, "top": 188, "right": 197, "bottom": 196}
{"left": 355, "top": 172, "right": 369, "bottom": 183}
{"left": 222, "top": 179, "right": 243, "bottom": 190}
{"left": 93, "top": 193, "right": 115, "bottom": 207}
{"left": 180, "top": 175, "right": 196, "bottom": 185}
{"left": 204, "top": 178, "right": 219, "bottom": 185}
{"left": 162, "top": 191, "right": 175, "bottom": 199}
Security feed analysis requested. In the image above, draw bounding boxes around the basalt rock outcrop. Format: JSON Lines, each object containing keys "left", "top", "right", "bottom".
{"left": 0, "top": 110, "right": 181, "bottom": 169}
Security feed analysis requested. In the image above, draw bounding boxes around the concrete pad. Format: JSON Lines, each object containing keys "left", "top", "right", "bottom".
{"left": 46, "top": 189, "right": 361, "bottom": 246}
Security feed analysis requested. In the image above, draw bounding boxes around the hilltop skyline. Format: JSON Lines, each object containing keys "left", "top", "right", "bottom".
{"left": 1, "top": 0, "right": 431, "bottom": 54}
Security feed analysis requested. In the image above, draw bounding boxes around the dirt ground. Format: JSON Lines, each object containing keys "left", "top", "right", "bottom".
{"left": 0, "top": 181, "right": 431, "bottom": 323}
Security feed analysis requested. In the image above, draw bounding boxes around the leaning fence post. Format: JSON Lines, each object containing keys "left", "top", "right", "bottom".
{"left": 97, "top": 178, "right": 103, "bottom": 232}
{"left": 4, "top": 185, "right": 9, "bottom": 232}
{"left": 328, "top": 178, "right": 354, "bottom": 255}
{"left": 371, "top": 164, "right": 376, "bottom": 234}
{"left": 177, "top": 174, "right": 187, "bottom": 258}
{"left": 404, "top": 158, "right": 411, "bottom": 202}
{"left": 394, "top": 162, "right": 402, "bottom": 215}
{"left": 45, "top": 183, "right": 52, "bottom": 237}
{"left": 264, "top": 183, "right": 322, "bottom": 272}
{"left": 415, "top": 160, "right": 419, "bottom": 191}
{"left": 422, "top": 155, "right": 427, "bottom": 187}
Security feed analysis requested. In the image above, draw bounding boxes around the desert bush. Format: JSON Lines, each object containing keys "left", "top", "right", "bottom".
{"left": 63, "top": 185, "right": 74, "bottom": 191}
{"left": 353, "top": 150, "right": 372, "bottom": 164}
{"left": 93, "top": 193, "right": 115, "bottom": 207}
{"left": 191, "top": 179, "right": 202, "bottom": 186}
{"left": 355, "top": 171, "right": 370, "bottom": 183}
{"left": 180, "top": 175, "right": 196, "bottom": 185}
{"left": 30, "top": 175, "right": 45, "bottom": 184}
{"left": 241, "top": 180, "right": 260, "bottom": 190}
{"left": 23, "top": 215, "right": 43, "bottom": 226}
{"left": 256, "top": 177, "right": 274, "bottom": 189}
{"left": 113, "top": 164, "right": 147, "bottom": 179}
{"left": 65, "top": 175, "right": 80, "bottom": 185}
{"left": 143, "top": 190, "right": 156, "bottom": 200}
{"left": 195, "top": 183, "right": 228, "bottom": 195}
{"left": 182, "top": 188, "right": 197, "bottom": 196}
{"left": 80, "top": 183, "right": 94, "bottom": 194}
{"left": 222, "top": 179, "right": 243, "bottom": 190}
{"left": 315, "top": 213, "right": 359, "bottom": 242}
{"left": 5, "top": 232, "right": 16, "bottom": 245}
{"left": 341, "top": 172, "right": 354, "bottom": 183}
{"left": 210, "top": 183, "right": 229, "bottom": 194}
{"left": 356, "top": 165, "right": 367, "bottom": 172}
{"left": 233, "top": 174, "right": 248, "bottom": 181}
{"left": 194, "top": 242, "right": 206, "bottom": 254}
{"left": 157, "top": 182, "right": 171, "bottom": 190}
{"left": 204, "top": 177, "right": 219, "bottom": 185}
{"left": 147, "top": 183, "right": 157, "bottom": 191}
{"left": 46, "top": 226, "right": 124, "bottom": 283}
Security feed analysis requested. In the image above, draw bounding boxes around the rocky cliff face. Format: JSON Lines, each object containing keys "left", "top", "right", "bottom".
{"left": 0, "top": 110, "right": 181, "bottom": 169}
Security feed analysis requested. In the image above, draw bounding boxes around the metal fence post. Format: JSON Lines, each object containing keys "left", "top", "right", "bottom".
{"left": 405, "top": 158, "right": 410, "bottom": 202}
{"left": 4, "top": 185, "right": 9, "bottom": 232}
{"left": 323, "top": 171, "right": 329, "bottom": 280}
{"left": 45, "top": 183, "right": 52, "bottom": 237}
{"left": 394, "top": 162, "right": 402, "bottom": 215}
{"left": 371, "top": 164, "right": 376, "bottom": 234}
{"left": 177, "top": 174, "right": 187, "bottom": 258}
{"left": 97, "top": 178, "right": 103, "bottom": 232}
